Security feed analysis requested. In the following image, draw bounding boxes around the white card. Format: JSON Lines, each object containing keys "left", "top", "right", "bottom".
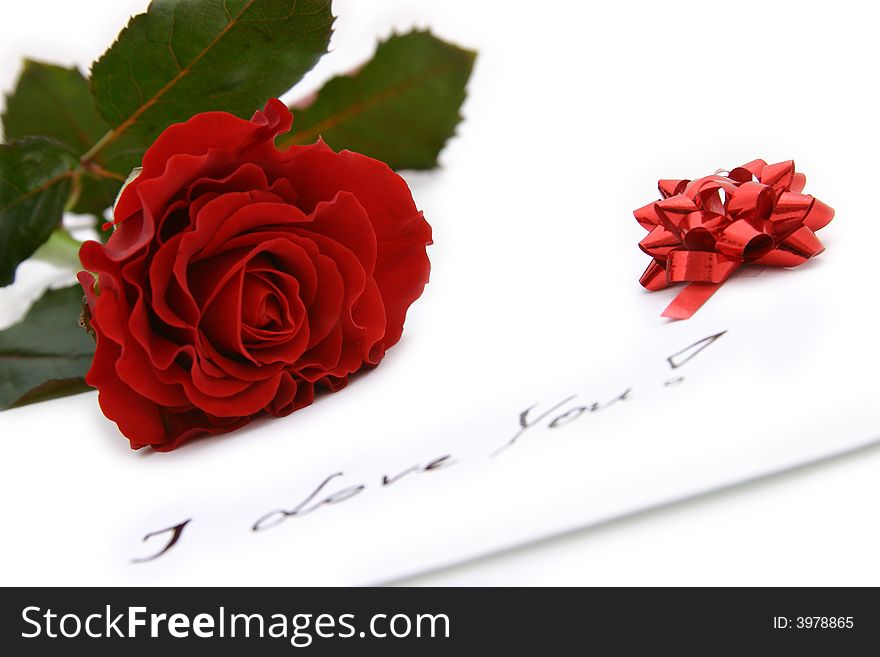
{"left": 2, "top": 252, "right": 879, "bottom": 586}
{"left": 2, "top": 0, "right": 880, "bottom": 586}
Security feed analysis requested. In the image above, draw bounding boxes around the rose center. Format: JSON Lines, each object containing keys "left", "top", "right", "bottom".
{"left": 254, "top": 292, "right": 283, "bottom": 331}
{"left": 241, "top": 274, "right": 293, "bottom": 334}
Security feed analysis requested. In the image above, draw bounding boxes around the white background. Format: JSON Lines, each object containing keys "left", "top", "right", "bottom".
{"left": 2, "top": 0, "right": 880, "bottom": 586}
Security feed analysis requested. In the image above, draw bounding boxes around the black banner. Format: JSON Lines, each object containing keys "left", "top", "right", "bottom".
{"left": 1, "top": 587, "right": 876, "bottom": 654}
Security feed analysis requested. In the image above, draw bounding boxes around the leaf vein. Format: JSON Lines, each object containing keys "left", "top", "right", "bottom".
{"left": 0, "top": 171, "right": 74, "bottom": 215}
{"left": 285, "top": 61, "right": 458, "bottom": 145}
{"left": 92, "top": 0, "right": 261, "bottom": 155}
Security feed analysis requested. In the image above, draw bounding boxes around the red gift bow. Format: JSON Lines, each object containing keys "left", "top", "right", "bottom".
{"left": 634, "top": 159, "right": 834, "bottom": 319}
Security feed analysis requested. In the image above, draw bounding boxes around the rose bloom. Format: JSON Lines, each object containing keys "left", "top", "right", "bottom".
{"left": 79, "top": 99, "right": 431, "bottom": 451}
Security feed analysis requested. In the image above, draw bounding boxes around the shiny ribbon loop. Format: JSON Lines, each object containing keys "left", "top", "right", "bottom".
{"left": 635, "top": 159, "right": 834, "bottom": 319}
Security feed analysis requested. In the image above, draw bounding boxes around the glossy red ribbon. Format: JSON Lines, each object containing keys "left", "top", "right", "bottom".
{"left": 635, "top": 159, "right": 834, "bottom": 319}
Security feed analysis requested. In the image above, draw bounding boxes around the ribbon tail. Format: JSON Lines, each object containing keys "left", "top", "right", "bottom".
{"left": 661, "top": 282, "right": 724, "bottom": 320}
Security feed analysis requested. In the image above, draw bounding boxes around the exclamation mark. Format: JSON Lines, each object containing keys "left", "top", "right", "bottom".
{"left": 663, "top": 331, "right": 727, "bottom": 386}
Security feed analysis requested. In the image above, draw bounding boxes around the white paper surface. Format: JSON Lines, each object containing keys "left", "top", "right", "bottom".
{"left": 2, "top": 0, "right": 880, "bottom": 586}
{"left": 2, "top": 268, "right": 878, "bottom": 586}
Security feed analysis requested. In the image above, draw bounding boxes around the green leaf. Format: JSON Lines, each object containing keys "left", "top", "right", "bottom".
{"left": 90, "top": 0, "right": 334, "bottom": 146}
{"left": 0, "top": 285, "right": 95, "bottom": 410}
{"left": 0, "top": 138, "right": 78, "bottom": 286}
{"left": 3, "top": 60, "right": 107, "bottom": 152}
{"left": 32, "top": 229, "right": 84, "bottom": 271}
{"left": 1, "top": 60, "right": 141, "bottom": 215}
{"left": 72, "top": 176, "right": 117, "bottom": 220}
{"left": 278, "top": 30, "right": 476, "bottom": 170}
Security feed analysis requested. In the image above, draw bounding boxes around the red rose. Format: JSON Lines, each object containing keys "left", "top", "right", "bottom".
{"left": 78, "top": 99, "right": 431, "bottom": 451}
